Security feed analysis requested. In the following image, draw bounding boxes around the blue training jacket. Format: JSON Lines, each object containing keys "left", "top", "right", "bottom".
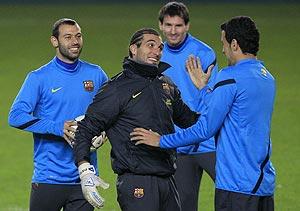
{"left": 8, "top": 57, "right": 108, "bottom": 184}
{"left": 160, "top": 58, "right": 276, "bottom": 196}
{"left": 161, "top": 34, "right": 218, "bottom": 154}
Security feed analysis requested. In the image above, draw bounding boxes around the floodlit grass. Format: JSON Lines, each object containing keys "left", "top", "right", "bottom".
{"left": 0, "top": 3, "right": 299, "bottom": 210}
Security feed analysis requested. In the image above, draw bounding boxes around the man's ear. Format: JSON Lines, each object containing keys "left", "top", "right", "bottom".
{"left": 159, "top": 21, "right": 163, "bottom": 31}
{"left": 185, "top": 22, "right": 190, "bottom": 32}
{"left": 50, "top": 36, "right": 58, "bottom": 48}
{"left": 231, "top": 39, "right": 239, "bottom": 51}
{"left": 129, "top": 44, "right": 137, "bottom": 56}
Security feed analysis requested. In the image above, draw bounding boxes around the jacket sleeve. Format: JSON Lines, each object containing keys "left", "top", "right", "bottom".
{"left": 74, "top": 82, "right": 121, "bottom": 164}
{"left": 8, "top": 72, "right": 64, "bottom": 136}
{"left": 161, "top": 76, "right": 237, "bottom": 149}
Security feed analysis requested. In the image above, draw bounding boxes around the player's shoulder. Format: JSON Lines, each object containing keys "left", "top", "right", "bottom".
{"left": 79, "top": 59, "right": 104, "bottom": 71}
{"left": 218, "top": 65, "right": 236, "bottom": 78}
{"left": 188, "top": 34, "right": 215, "bottom": 54}
{"left": 28, "top": 59, "right": 54, "bottom": 78}
{"left": 110, "top": 71, "right": 125, "bottom": 82}
{"left": 79, "top": 60, "right": 108, "bottom": 81}
{"left": 105, "top": 71, "right": 128, "bottom": 91}
{"left": 219, "top": 65, "right": 235, "bottom": 73}
{"left": 212, "top": 66, "right": 237, "bottom": 91}
{"left": 160, "top": 74, "right": 176, "bottom": 87}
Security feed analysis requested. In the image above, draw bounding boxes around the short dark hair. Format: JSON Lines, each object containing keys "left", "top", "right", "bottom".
{"left": 129, "top": 28, "right": 160, "bottom": 57}
{"left": 158, "top": 1, "right": 189, "bottom": 25}
{"left": 52, "top": 18, "right": 78, "bottom": 38}
{"left": 221, "top": 16, "right": 260, "bottom": 56}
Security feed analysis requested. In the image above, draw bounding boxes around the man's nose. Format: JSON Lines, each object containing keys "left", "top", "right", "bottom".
{"left": 153, "top": 47, "right": 162, "bottom": 56}
{"left": 71, "top": 36, "right": 79, "bottom": 44}
{"left": 171, "top": 26, "right": 176, "bottom": 34}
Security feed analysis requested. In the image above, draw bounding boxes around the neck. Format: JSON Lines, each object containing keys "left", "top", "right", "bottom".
{"left": 167, "top": 33, "right": 188, "bottom": 50}
{"left": 55, "top": 57, "right": 79, "bottom": 70}
{"left": 236, "top": 53, "right": 256, "bottom": 63}
{"left": 56, "top": 54, "right": 76, "bottom": 64}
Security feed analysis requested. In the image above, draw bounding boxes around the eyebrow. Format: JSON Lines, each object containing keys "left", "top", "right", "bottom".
{"left": 145, "top": 39, "right": 157, "bottom": 43}
{"left": 165, "top": 22, "right": 184, "bottom": 26}
{"left": 63, "top": 32, "right": 82, "bottom": 36}
{"left": 145, "top": 39, "right": 163, "bottom": 48}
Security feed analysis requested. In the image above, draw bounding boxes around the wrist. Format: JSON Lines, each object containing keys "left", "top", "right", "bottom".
{"left": 78, "top": 162, "right": 95, "bottom": 178}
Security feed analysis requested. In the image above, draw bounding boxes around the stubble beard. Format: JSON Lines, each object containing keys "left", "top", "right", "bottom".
{"left": 58, "top": 45, "right": 82, "bottom": 62}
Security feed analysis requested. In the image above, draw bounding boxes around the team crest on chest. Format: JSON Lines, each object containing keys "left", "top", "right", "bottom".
{"left": 162, "top": 83, "right": 170, "bottom": 95}
{"left": 133, "top": 188, "right": 144, "bottom": 198}
{"left": 83, "top": 80, "right": 94, "bottom": 92}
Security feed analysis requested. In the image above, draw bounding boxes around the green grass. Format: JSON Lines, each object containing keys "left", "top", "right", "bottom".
{"left": 0, "top": 3, "right": 299, "bottom": 210}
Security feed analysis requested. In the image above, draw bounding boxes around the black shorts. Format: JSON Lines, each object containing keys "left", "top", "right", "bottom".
{"left": 215, "top": 188, "right": 274, "bottom": 211}
{"left": 30, "top": 183, "right": 93, "bottom": 211}
{"left": 116, "top": 173, "right": 181, "bottom": 211}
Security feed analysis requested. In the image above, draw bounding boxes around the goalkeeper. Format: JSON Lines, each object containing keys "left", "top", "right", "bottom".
{"left": 73, "top": 28, "right": 209, "bottom": 211}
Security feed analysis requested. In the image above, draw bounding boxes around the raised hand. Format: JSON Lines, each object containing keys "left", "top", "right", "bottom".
{"left": 186, "top": 55, "right": 214, "bottom": 89}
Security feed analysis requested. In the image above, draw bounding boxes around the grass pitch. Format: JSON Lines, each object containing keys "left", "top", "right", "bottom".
{"left": 0, "top": 3, "right": 299, "bottom": 210}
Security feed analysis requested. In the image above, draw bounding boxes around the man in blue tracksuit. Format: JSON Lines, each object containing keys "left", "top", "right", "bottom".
{"left": 158, "top": 2, "right": 217, "bottom": 210}
{"left": 131, "top": 16, "right": 276, "bottom": 211}
{"left": 8, "top": 18, "right": 108, "bottom": 210}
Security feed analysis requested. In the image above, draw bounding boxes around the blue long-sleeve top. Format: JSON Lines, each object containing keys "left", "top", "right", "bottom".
{"left": 8, "top": 57, "right": 108, "bottom": 184}
{"left": 160, "top": 58, "right": 276, "bottom": 196}
{"left": 161, "top": 34, "right": 218, "bottom": 154}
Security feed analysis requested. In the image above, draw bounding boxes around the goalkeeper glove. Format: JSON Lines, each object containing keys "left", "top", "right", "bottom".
{"left": 68, "top": 115, "right": 107, "bottom": 151}
{"left": 90, "top": 131, "right": 108, "bottom": 152}
{"left": 78, "top": 162, "right": 109, "bottom": 209}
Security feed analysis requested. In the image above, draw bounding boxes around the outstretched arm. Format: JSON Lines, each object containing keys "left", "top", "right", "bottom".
{"left": 130, "top": 71, "right": 237, "bottom": 149}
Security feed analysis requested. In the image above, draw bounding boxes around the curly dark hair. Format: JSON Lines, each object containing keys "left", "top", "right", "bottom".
{"left": 221, "top": 16, "right": 260, "bottom": 56}
{"left": 158, "top": 1, "right": 189, "bottom": 24}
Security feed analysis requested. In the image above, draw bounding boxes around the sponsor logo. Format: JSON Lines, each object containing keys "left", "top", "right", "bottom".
{"left": 83, "top": 80, "right": 94, "bottom": 92}
{"left": 92, "top": 192, "right": 103, "bottom": 204}
{"left": 132, "top": 91, "right": 142, "bottom": 99}
{"left": 165, "top": 99, "right": 172, "bottom": 106}
{"left": 51, "top": 87, "right": 62, "bottom": 93}
{"left": 85, "top": 178, "right": 95, "bottom": 187}
{"left": 133, "top": 188, "right": 144, "bottom": 198}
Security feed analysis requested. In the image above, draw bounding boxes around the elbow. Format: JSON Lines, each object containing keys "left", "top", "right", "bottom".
{"left": 8, "top": 110, "right": 26, "bottom": 129}
{"left": 8, "top": 112, "right": 17, "bottom": 127}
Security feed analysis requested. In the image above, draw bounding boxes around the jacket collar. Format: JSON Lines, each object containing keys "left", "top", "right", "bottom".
{"left": 122, "top": 57, "right": 171, "bottom": 78}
